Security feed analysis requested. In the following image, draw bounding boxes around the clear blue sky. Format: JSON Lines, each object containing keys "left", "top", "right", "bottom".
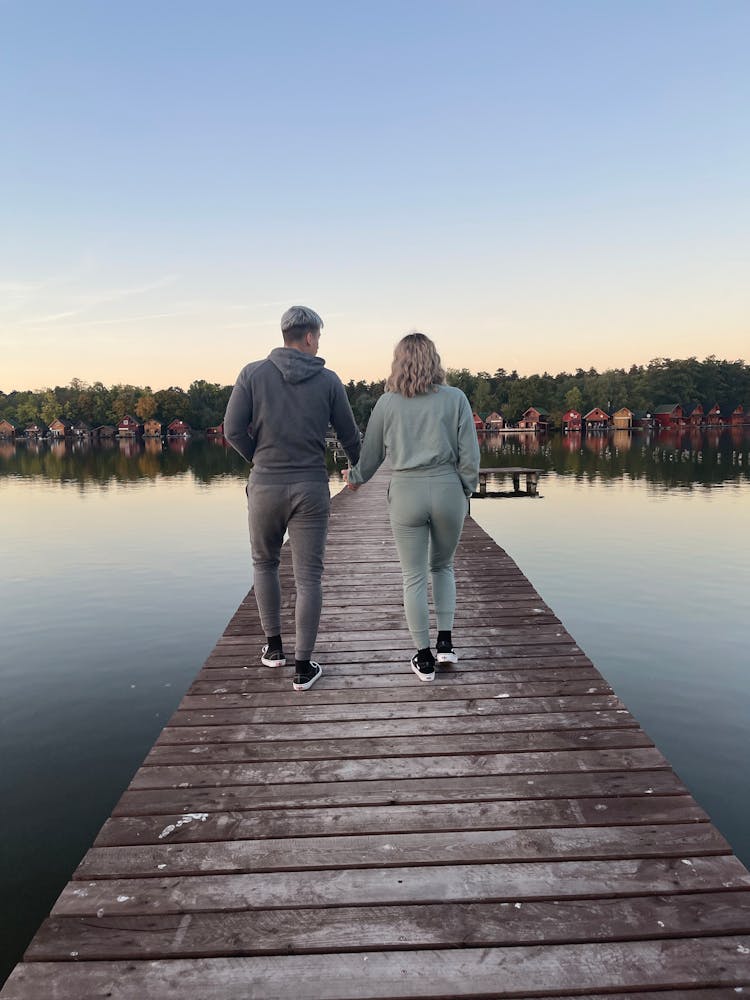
{"left": 2, "top": 0, "right": 748, "bottom": 389}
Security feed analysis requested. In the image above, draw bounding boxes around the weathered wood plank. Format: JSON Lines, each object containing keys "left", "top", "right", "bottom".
{"left": 135, "top": 743, "right": 664, "bottom": 785}
{"left": 195, "top": 659, "right": 597, "bottom": 687}
{"left": 172, "top": 681, "right": 615, "bottom": 721}
{"left": 55, "top": 856, "right": 750, "bottom": 916}
{"left": 188, "top": 660, "right": 602, "bottom": 707}
{"left": 203, "top": 647, "right": 585, "bottom": 668}
{"left": 154, "top": 704, "right": 632, "bottom": 747}
{"left": 26, "top": 891, "right": 750, "bottom": 961}
{"left": 215, "top": 628, "right": 575, "bottom": 649}
{"left": 144, "top": 736, "right": 657, "bottom": 768}
{"left": 75, "top": 823, "right": 731, "bottom": 880}
{"left": 5, "top": 937, "right": 750, "bottom": 999}
{"left": 114, "top": 769, "right": 687, "bottom": 816}
{"left": 94, "top": 794, "right": 708, "bottom": 848}
{"left": 170, "top": 688, "right": 617, "bottom": 726}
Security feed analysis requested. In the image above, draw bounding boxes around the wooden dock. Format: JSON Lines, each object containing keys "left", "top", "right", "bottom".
{"left": 3, "top": 467, "right": 749, "bottom": 998}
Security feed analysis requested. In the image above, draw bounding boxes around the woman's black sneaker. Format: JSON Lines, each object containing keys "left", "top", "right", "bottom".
{"left": 293, "top": 661, "right": 322, "bottom": 691}
{"left": 436, "top": 639, "right": 458, "bottom": 664}
{"left": 261, "top": 644, "right": 286, "bottom": 667}
{"left": 410, "top": 653, "right": 435, "bottom": 682}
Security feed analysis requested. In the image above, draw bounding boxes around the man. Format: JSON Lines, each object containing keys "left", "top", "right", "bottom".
{"left": 224, "top": 306, "right": 361, "bottom": 690}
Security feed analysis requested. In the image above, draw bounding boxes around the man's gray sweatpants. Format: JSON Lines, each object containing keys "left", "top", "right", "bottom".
{"left": 248, "top": 478, "right": 330, "bottom": 662}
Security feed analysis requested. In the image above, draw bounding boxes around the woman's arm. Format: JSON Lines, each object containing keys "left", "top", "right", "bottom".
{"left": 346, "top": 395, "right": 387, "bottom": 485}
{"left": 456, "top": 392, "right": 481, "bottom": 495}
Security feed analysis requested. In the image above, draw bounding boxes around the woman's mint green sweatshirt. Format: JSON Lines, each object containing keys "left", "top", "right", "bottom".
{"left": 347, "top": 384, "right": 481, "bottom": 496}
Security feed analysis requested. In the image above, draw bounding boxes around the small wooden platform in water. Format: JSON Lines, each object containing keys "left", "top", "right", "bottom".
{"left": 3, "top": 467, "right": 749, "bottom": 998}
{"left": 476, "top": 466, "right": 542, "bottom": 497}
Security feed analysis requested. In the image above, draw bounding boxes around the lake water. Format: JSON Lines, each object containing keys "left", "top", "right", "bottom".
{"left": 1, "top": 430, "right": 749, "bottom": 986}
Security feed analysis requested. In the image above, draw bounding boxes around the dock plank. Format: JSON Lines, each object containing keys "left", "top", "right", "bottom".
{"left": 113, "top": 769, "right": 688, "bottom": 815}
{"left": 74, "top": 824, "right": 732, "bottom": 880}
{"left": 25, "top": 893, "right": 750, "bottom": 960}
{"left": 4, "top": 938, "right": 750, "bottom": 999}
{"left": 54, "top": 856, "right": 750, "bottom": 915}
{"left": 94, "top": 794, "right": 709, "bottom": 847}
{"left": 143, "top": 731, "right": 656, "bottom": 766}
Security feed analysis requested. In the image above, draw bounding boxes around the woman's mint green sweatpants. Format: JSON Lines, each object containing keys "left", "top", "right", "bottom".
{"left": 388, "top": 467, "right": 469, "bottom": 650}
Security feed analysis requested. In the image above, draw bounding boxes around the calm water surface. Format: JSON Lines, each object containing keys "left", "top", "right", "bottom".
{"left": 1, "top": 432, "right": 749, "bottom": 984}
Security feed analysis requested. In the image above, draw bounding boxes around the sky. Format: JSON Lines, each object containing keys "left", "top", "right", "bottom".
{"left": 1, "top": 0, "right": 748, "bottom": 391}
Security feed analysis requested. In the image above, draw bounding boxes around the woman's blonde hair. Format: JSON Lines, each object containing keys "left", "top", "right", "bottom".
{"left": 386, "top": 332, "right": 446, "bottom": 397}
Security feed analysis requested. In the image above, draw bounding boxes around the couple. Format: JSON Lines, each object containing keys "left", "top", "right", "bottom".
{"left": 224, "top": 305, "right": 480, "bottom": 691}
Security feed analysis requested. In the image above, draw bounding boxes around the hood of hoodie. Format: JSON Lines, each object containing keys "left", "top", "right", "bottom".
{"left": 268, "top": 347, "right": 325, "bottom": 384}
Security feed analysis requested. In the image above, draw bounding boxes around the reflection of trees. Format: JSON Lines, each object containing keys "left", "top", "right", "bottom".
{"left": 0, "top": 432, "right": 747, "bottom": 491}
{"left": 0, "top": 439, "right": 249, "bottom": 488}
{"left": 477, "top": 429, "right": 750, "bottom": 488}
{"left": 137, "top": 450, "right": 163, "bottom": 480}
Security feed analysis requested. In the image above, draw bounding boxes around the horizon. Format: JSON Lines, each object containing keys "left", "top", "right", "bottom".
{"left": 2, "top": 1, "right": 749, "bottom": 389}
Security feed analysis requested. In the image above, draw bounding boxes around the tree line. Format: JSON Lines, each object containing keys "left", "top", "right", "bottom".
{"left": 0, "top": 379, "right": 232, "bottom": 431}
{"left": 347, "top": 355, "right": 750, "bottom": 427}
{"left": 1, "top": 356, "right": 748, "bottom": 431}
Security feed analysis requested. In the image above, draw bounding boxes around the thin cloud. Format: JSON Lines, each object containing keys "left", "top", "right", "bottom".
{"left": 19, "top": 309, "right": 194, "bottom": 333}
{"left": 75, "top": 310, "right": 191, "bottom": 327}
{"left": 222, "top": 320, "right": 279, "bottom": 330}
{"left": 0, "top": 261, "right": 99, "bottom": 311}
{"left": 17, "top": 274, "right": 180, "bottom": 326}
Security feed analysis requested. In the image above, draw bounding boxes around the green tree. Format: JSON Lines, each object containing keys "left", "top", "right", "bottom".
{"left": 39, "top": 389, "right": 60, "bottom": 426}
{"left": 187, "top": 380, "right": 229, "bottom": 428}
{"left": 136, "top": 393, "right": 157, "bottom": 421}
{"left": 16, "top": 397, "right": 40, "bottom": 426}
{"left": 446, "top": 368, "right": 477, "bottom": 400}
{"left": 472, "top": 379, "right": 494, "bottom": 416}
{"left": 154, "top": 387, "right": 189, "bottom": 424}
{"left": 110, "top": 385, "right": 140, "bottom": 421}
{"left": 564, "top": 386, "right": 583, "bottom": 413}
{"left": 505, "top": 382, "right": 530, "bottom": 423}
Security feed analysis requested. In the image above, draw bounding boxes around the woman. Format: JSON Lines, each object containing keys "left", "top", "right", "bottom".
{"left": 344, "top": 333, "right": 480, "bottom": 680}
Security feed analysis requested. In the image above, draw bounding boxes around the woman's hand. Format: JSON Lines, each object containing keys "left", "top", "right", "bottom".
{"left": 342, "top": 467, "right": 360, "bottom": 491}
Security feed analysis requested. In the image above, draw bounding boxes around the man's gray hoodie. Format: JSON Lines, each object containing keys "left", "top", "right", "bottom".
{"left": 224, "top": 348, "right": 361, "bottom": 484}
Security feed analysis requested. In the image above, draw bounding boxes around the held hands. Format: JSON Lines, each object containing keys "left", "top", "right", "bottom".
{"left": 342, "top": 467, "right": 360, "bottom": 492}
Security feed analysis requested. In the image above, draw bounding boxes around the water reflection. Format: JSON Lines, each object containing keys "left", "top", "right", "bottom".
{"left": 0, "top": 437, "right": 249, "bottom": 486}
{"left": 0, "top": 430, "right": 748, "bottom": 490}
{"left": 477, "top": 427, "right": 750, "bottom": 489}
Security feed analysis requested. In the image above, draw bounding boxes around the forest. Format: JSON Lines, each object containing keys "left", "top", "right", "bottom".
{"left": 1, "top": 356, "right": 748, "bottom": 431}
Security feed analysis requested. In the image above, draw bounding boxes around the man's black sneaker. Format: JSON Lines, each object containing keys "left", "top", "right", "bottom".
{"left": 261, "top": 644, "right": 286, "bottom": 667}
{"left": 293, "top": 661, "right": 322, "bottom": 691}
{"left": 436, "top": 639, "right": 458, "bottom": 664}
{"left": 410, "top": 653, "right": 435, "bottom": 682}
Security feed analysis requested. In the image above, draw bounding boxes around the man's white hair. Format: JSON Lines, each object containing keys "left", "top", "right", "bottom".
{"left": 280, "top": 306, "right": 324, "bottom": 332}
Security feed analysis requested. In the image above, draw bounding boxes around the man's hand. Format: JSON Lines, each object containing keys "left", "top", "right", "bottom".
{"left": 342, "top": 468, "right": 360, "bottom": 492}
